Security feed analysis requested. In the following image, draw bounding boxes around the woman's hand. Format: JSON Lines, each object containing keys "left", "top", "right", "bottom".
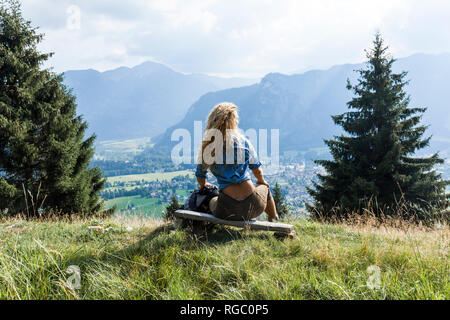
{"left": 202, "top": 182, "right": 213, "bottom": 189}
{"left": 197, "top": 177, "right": 213, "bottom": 189}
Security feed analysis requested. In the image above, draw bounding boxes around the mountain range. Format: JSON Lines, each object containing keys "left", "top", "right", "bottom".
{"left": 63, "top": 61, "right": 256, "bottom": 141}
{"left": 152, "top": 53, "right": 450, "bottom": 158}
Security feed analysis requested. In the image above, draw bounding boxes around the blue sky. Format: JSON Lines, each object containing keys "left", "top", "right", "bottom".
{"left": 21, "top": 0, "right": 450, "bottom": 78}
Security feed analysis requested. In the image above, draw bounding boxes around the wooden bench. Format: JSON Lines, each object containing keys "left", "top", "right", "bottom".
{"left": 174, "top": 209, "right": 296, "bottom": 238}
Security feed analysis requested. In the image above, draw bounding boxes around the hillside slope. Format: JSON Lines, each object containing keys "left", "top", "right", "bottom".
{"left": 0, "top": 216, "right": 447, "bottom": 300}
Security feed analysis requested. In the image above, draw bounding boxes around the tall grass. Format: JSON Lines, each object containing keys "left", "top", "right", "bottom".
{"left": 309, "top": 193, "right": 449, "bottom": 226}
{"left": 0, "top": 214, "right": 448, "bottom": 299}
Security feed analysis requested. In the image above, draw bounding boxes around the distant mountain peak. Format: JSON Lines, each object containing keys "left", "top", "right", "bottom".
{"left": 63, "top": 62, "right": 257, "bottom": 141}
{"left": 260, "top": 72, "right": 286, "bottom": 86}
{"left": 132, "top": 60, "right": 175, "bottom": 75}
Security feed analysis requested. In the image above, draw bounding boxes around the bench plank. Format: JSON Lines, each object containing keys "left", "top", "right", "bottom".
{"left": 174, "top": 209, "right": 294, "bottom": 234}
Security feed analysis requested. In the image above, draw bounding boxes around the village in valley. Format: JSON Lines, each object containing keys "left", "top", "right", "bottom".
{"left": 100, "top": 158, "right": 328, "bottom": 217}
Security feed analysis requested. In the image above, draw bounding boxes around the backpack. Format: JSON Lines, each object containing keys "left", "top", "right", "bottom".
{"left": 184, "top": 185, "right": 219, "bottom": 213}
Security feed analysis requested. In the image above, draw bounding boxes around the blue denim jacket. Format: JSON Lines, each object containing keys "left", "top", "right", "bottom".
{"left": 195, "top": 137, "right": 261, "bottom": 190}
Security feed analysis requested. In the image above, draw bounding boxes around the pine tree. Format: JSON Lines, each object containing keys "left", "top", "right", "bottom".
{"left": 0, "top": 0, "right": 105, "bottom": 216}
{"left": 272, "top": 183, "right": 290, "bottom": 218}
{"left": 164, "top": 195, "right": 180, "bottom": 221}
{"left": 307, "top": 33, "right": 449, "bottom": 222}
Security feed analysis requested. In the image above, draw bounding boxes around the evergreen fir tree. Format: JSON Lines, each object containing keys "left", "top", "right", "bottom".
{"left": 164, "top": 195, "right": 180, "bottom": 221}
{"left": 0, "top": 0, "right": 105, "bottom": 216}
{"left": 272, "top": 183, "right": 290, "bottom": 218}
{"left": 307, "top": 33, "right": 449, "bottom": 222}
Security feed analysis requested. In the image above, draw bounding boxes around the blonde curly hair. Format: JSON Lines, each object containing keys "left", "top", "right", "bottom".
{"left": 199, "top": 102, "right": 243, "bottom": 169}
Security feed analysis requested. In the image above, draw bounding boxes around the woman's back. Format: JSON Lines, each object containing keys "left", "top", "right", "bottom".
{"left": 195, "top": 102, "right": 278, "bottom": 221}
{"left": 195, "top": 135, "right": 261, "bottom": 191}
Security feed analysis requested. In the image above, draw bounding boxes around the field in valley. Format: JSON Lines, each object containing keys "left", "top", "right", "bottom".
{"left": 106, "top": 170, "right": 194, "bottom": 185}
{"left": 94, "top": 137, "right": 152, "bottom": 161}
{"left": 103, "top": 170, "right": 194, "bottom": 218}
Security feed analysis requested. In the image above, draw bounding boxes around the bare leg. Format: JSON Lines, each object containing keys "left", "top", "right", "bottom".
{"left": 265, "top": 195, "right": 279, "bottom": 221}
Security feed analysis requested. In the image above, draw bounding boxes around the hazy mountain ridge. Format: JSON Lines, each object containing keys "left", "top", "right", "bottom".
{"left": 152, "top": 53, "right": 450, "bottom": 157}
{"left": 63, "top": 61, "right": 257, "bottom": 141}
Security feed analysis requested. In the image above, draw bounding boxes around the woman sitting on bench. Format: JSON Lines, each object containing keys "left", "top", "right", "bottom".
{"left": 195, "top": 102, "right": 279, "bottom": 222}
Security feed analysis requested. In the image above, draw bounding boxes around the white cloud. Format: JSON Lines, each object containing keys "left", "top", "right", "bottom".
{"left": 148, "top": 0, "right": 218, "bottom": 33}
{"left": 19, "top": 0, "right": 450, "bottom": 77}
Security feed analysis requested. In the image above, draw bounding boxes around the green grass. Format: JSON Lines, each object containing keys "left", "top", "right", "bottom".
{"left": 0, "top": 215, "right": 448, "bottom": 300}
{"left": 104, "top": 196, "right": 166, "bottom": 218}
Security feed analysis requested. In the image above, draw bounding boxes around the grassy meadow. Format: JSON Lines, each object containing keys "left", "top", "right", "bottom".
{"left": 0, "top": 215, "right": 448, "bottom": 300}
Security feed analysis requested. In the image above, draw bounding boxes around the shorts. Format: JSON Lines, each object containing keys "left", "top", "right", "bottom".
{"left": 209, "top": 184, "right": 272, "bottom": 221}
